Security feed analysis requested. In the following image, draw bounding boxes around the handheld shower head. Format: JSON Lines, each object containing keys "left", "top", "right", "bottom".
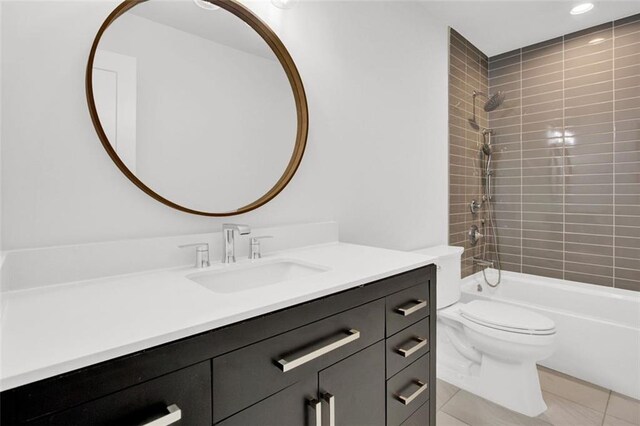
{"left": 480, "top": 128, "right": 494, "bottom": 201}
{"left": 481, "top": 128, "right": 493, "bottom": 155}
{"left": 481, "top": 142, "right": 492, "bottom": 156}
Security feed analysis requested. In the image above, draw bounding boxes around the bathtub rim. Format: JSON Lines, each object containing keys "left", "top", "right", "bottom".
{"left": 462, "top": 269, "right": 640, "bottom": 302}
{"left": 461, "top": 269, "right": 640, "bottom": 330}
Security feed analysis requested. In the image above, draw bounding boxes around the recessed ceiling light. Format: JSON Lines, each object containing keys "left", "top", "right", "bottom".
{"left": 193, "top": 0, "right": 220, "bottom": 11}
{"left": 570, "top": 3, "right": 594, "bottom": 15}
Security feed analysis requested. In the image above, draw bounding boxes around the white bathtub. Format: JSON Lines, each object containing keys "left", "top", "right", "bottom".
{"left": 461, "top": 269, "right": 640, "bottom": 399}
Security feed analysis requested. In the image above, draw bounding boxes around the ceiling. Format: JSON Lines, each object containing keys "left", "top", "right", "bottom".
{"left": 422, "top": 1, "right": 640, "bottom": 57}
{"left": 128, "top": 0, "right": 275, "bottom": 60}
{"left": 118, "top": 1, "right": 640, "bottom": 60}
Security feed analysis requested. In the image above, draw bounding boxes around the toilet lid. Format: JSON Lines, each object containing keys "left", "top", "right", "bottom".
{"left": 460, "top": 300, "right": 556, "bottom": 335}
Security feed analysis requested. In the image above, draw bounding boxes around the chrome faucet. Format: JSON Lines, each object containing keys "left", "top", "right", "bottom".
{"left": 222, "top": 224, "right": 251, "bottom": 263}
{"left": 473, "top": 257, "right": 494, "bottom": 268}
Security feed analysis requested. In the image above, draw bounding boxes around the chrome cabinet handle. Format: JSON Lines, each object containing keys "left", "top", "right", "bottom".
{"left": 396, "top": 337, "right": 427, "bottom": 358}
{"left": 321, "top": 393, "right": 335, "bottom": 426}
{"left": 277, "top": 329, "right": 360, "bottom": 372}
{"left": 141, "top": 404, "right": 181, "bottom": 426}
{"left": 396, "top": 380, "right": 428, "bottom": 405}
{"left": 308, "top": 398, "right": 322, "bottom": 426}
{"left": 396, "top": 300, "right": 427, "bottom": 316}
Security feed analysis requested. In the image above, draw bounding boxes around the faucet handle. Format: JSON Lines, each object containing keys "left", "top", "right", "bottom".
{"left": 178, "top": 243, "right": 210, "bottom": 268}
{"left": 251, "top": 236, "right": 273, "bottom": 243}
{"left": 249, "top": 236, "right": 273, "bottom": 260}
{"left": 178, "top": 242, "right": 209, "bottom": 251}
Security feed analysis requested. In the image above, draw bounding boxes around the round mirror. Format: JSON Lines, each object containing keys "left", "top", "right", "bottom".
{"left": 87, "top": 0, "right": 307, "bottom": 216}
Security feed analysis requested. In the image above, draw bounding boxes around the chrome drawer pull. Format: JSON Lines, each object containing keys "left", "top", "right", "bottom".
{"left": 396, "top": 299, "right": 427, "bottom": 316}
{"left": 277, "top": 329, "right": 360, "bottom": 372}
{"left": 321, "top": 393, "right": 335, "bottom": 426}
{"left": 308, "top": 398, "right": 322, "bottom": 426}
{"left": 396, "top": 380, "right": 428, "bottom": 405}
{"left": 141, "top": 404, "right": 181, "bottom": 426}
{"left": 396, "top": 337, "right": 427, "bottom": 358}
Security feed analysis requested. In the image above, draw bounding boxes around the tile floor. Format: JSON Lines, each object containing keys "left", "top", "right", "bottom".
{"left": 436, "top": 367, "right": 640, "bottom": 426}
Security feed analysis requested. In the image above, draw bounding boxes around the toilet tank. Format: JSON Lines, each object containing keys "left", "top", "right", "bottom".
{"left": 413, "top": 245, "right": 464, "bottom": 309}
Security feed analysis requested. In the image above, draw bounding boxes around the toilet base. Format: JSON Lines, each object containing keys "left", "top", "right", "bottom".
{"left": 438, "top": 342, "right": 548, "bottom": 417}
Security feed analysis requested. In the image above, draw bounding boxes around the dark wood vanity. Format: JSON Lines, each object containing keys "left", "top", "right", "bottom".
{"left": 1, "top": 265, "right": 436, "bottom": 426}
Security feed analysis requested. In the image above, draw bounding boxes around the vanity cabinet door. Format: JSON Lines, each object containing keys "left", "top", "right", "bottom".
{"left": 318, "top": 341, "right": 386, "bottom": 426}
{"left": 216, "top": 375, "right": 319, "bottom": 426}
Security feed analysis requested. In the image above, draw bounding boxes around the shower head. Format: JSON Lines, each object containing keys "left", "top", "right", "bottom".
{"left": 483, "top": 91, "right": 505, "bottom": 112}
{"left": 472, "top": 90, "right": 506, "bottom": 112}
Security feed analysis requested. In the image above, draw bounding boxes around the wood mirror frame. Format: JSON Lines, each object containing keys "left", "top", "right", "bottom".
{"left": 86, "top": 0, "right": 308, "bottom": 216}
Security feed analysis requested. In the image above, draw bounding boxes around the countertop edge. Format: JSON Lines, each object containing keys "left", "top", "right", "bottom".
{"left": 0, "top": 257, "right": 434, "bottom": 391}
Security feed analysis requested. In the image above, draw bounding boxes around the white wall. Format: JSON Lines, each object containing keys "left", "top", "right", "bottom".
{"left": 1, "top": 0, "right": 448, "bottom": 252}
{"left": 0, "top": 1, "right": 3, "bottom": 254}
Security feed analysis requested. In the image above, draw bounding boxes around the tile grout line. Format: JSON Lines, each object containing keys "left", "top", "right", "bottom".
{"left": 612, "top": 23, "right": 616, "bottom": 288}
{"left": 520, "top": 47, "right": 524, "bottom": 273}
{"left": 539, "top": 367, "right": 615, "bottom": 417}
{"left": 447, "top": 411, "right": 471, "bottom": 426}
{"left": 601, "top": 391, "right": 612, "bottom": 426}
{"left": 464, "top": 39, "right": 470, "bottom": 275}
{"left": 438, "top": 403, "right": 472, "bottom": 426}
{"left": 436, "top": 386, "right": 472, "bottom": 426}
{"left": 440, "top": 385, "right": 461, "bottom": 411}
{"left": 562, "top": 34, "right": 566, "bottom": 281}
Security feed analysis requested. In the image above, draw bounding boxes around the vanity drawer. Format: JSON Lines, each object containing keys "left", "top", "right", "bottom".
{"left": 386, "top": 317, "right": 429, "bottom": 378}
{"left": 212, "top": 299, "right": 385, "bottom": 422}
{"left": 28, "top": 362, "right": 211, "bottom": 426}
{"left": 386, "top": 354, "right": 430, "bottom": 426}
{"left": 399, "top": 401, "right": 430, "bottom": 426}
{"left": 386, "top": 282, "right": 429, "bottom": 336}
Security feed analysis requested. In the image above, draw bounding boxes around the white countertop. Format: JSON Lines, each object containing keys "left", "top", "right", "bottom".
{"left": 0, "top": 242, "right": 434, "bottom": 391}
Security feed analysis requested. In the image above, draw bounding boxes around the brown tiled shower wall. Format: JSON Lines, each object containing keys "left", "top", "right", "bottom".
{"left": 484, "top": 14, "right": 640, "bottom": 291}
{"left": 448, "top": 29, "right": 490, "bottom": 278}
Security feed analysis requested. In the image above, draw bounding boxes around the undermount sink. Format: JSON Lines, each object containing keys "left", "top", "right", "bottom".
{"left": 187, "top": 260, "right": 330, "bottom": 293}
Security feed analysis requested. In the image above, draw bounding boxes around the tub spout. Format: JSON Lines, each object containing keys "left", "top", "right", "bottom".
{"left": 473, "top": 257, "right": 494, "bottom": 268}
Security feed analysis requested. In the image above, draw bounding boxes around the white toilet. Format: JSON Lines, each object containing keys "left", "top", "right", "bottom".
{"left": 416, "top": 245, "right": 556, "bottom": 417}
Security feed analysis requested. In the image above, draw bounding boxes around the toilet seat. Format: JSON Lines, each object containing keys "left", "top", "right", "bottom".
{"left": 460, "top": 300, "right": 556, "bottom": 336}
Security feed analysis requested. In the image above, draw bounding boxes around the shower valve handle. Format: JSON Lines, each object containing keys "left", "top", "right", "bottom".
{"left": 470, "top": 199, "right": 482, "bottom": 214}
{"left": 468, "top": 225, "right": 483, "bottom": 246}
